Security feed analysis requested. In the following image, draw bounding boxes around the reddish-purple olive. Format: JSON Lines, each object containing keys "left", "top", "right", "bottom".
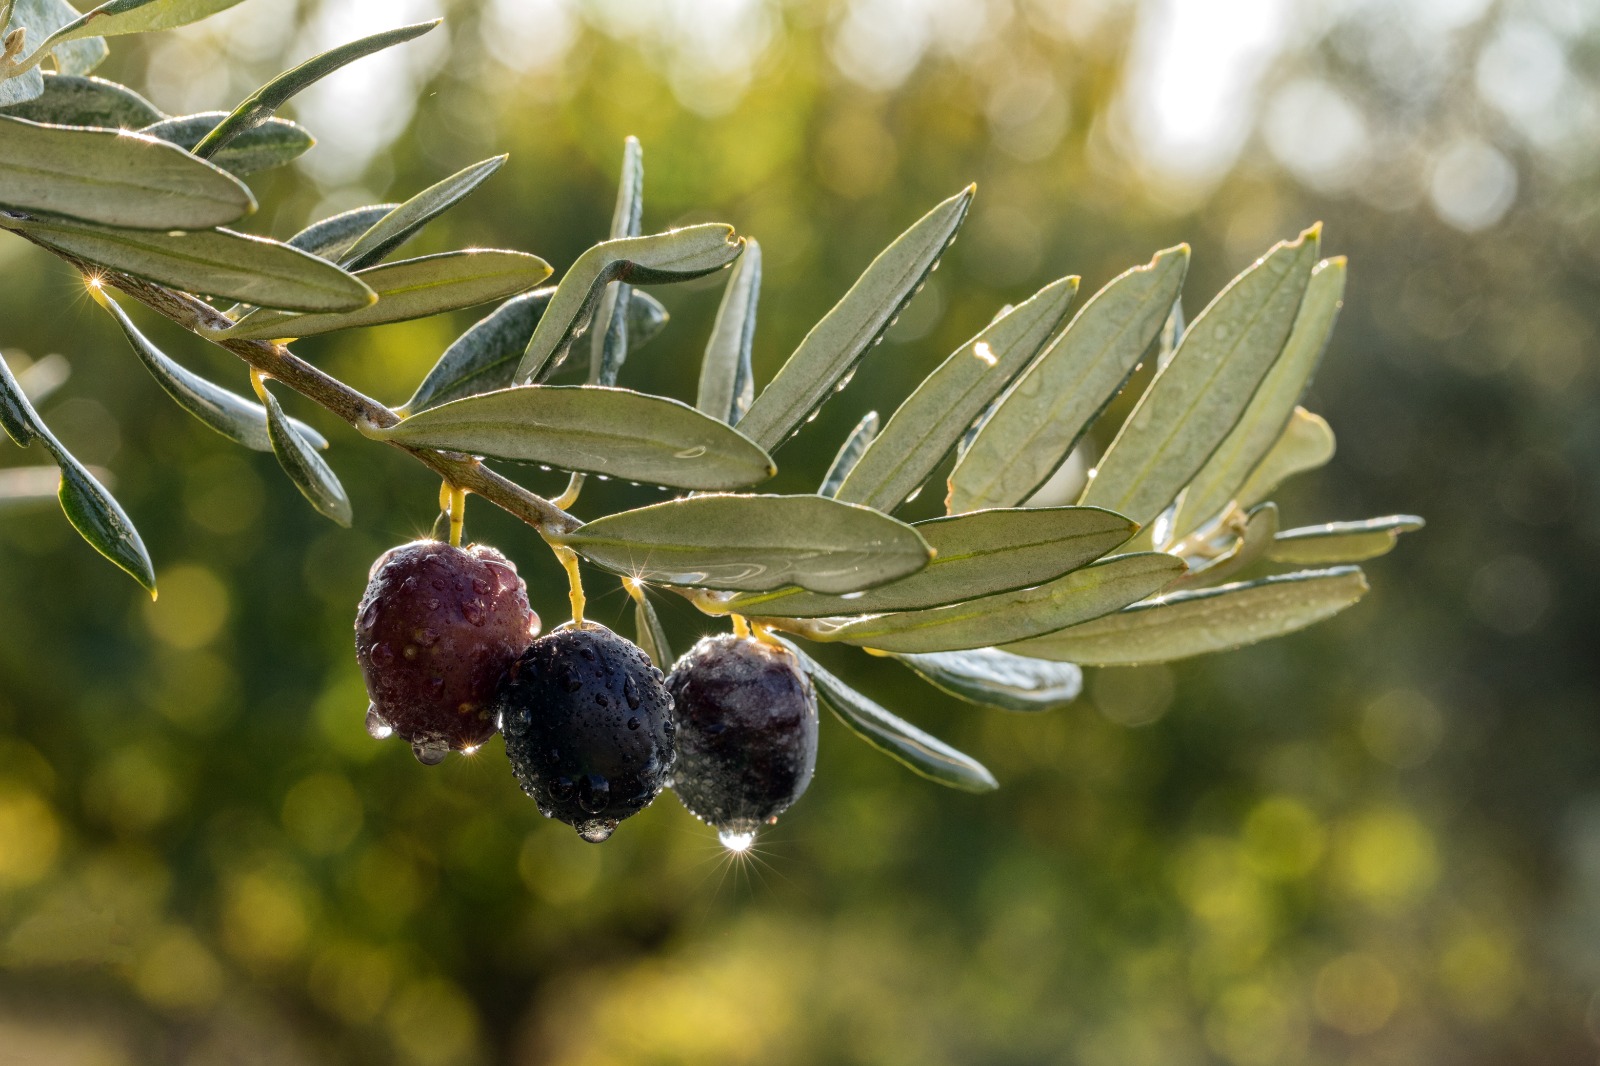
{"left": 355, "top": 540, "right": 538, "bottom": 763}
{"left": 497, "top": 623, "right": 676, "bottom": 843}
{"left": 665, "top": 635, "right": 818, "bottom": 848}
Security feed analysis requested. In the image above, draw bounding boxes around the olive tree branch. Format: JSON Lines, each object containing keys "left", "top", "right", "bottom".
{"left": 23, "top": 235, "right": 583, "bottom": 538}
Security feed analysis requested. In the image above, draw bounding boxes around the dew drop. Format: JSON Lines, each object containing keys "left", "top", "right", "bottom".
{"left": 718, "top": 828, "right": 757, "bottom": 853}
{"left": 365, "top": 704, "right": 393, "bottom": 740}
{"left": 461, "top": 601, "right": 487, "bottom": 626}
{"left": 411, "top": 739, "right": 449, "bottom": 766}
{"left": 357, "top": 600, "right": 379, "bottom": 631}
{"left": 371, "top": 643, "right": 395, "bottom": 667}
{"left": 576, "top": 820, "right": 615, "bottom": 843}
{"left": 627, "top": 716, "right": 640, "bottom": 731}
{"left": 414, "top": 627, "right": 439, "bottom": 647}
{"left": 549, "top": 776, "right": 576, "bottom": 800}
{"left": 472, "top": 577, "right": 492, "bottom": 595}
{"left": 623, "top": 677, "right": 641, "bottom": 709}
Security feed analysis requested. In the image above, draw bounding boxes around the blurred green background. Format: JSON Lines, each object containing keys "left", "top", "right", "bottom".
{"left": 2, "top": 0, "right": 1597, "bottom": 1062}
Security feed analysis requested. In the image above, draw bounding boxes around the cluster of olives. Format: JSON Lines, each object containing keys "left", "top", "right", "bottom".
{"left": 354, "top": 539, "right": 818, "bottom": 845}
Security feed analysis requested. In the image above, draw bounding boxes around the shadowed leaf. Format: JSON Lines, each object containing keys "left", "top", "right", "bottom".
{"left": 697, "top": 236, "right": 761, "bottom": 423}
{"left": 895, "top": 648, "right": 1082, "bottom": 713}
{"left": 0, "top": 72, "right": 158, "bottom": 125}
{"left": 261, "top": 379, "right": 350, "bottom": 527}
{"left": 1267, "top": 515, "right": 1425, "bottom": 565}
{"left": 287, "top": 203, "right": 397, "bottom": 260}
{"left": 402, "top": 287, "right": 554, "bottom": 413}
{"left": 818, "top": 410, "right": 877, "bottom": 498}
{"left": 588, "top": 136, "right": 643, "bottom": 387}
{"left": 341, "top": 155, "right": 507, "bottom": 271}
{"left": 140, "top": 111, "right": 313, "bottom": 176}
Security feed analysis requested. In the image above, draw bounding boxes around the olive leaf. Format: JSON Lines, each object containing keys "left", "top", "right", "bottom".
{"left": 815, "top": 551, "right": 1186, "bottom": 654}
{"left": 696, "top": 236, "right": 761, "bottom": 424}
{"left": 1170, "top": 257, "right": 1346, "bottom": 541}
{"left": 287, "top": 203, "right": 398, "bottom": 260}
{"left": 836, "top": 274, "right": 1080, "bottom": 513}
{"left": 629, "top": 584, "right": 673, "bottom": 670}
{"left": 0, "top": 71, "right": 161, "bottom": 127}
{"left": 1170, "top": 502, "right": 1277, "bottom": 590}
{"left": 1007, "top": 566, "right": 1368, "bottom": 666}
{"left": 1080, "top": 225, "right": 1322, "bottom": 529}
{"left": 1236, "top": 406, "right": 1335, "bottom": 509}
{"left": 895, "top": 648, "right": 1082, "bottom": 713}
{"left": 6, "top": 0, "right": 107, "bottom": 77}
{"left": 0, "top": 114, "right": 254, "bottom": 228}
{"left": 370, "top": 385, "right": 776, "bottom": 492}
{"left": 340, "top": 155, "right": 507, "bottom": 271}
{"left": 735, "top": 186, "right": 973, "bottom": 451}
{"left": 0, "top": 214, "right": 376, "bottom": 311}
{"left": 818, "top": 410, "right": 877, "bottom": 498}
{"left": 947, "top": 245, "right": 1190, "bottom": 513}
{"left": 192, "top": 19, "right": 439, "bottom": 159}
{"left": 514, "top": 224, "right": 745, "bottom": 384}
{"left": 95, "top": 286, "right": 328, "bottom": 451}
{"left": 588, "top": 135, "right": 643, "bottom": 387}
{"left": 722, "top": 505, "right": 1136, "bottom": 619}
{"left": 551, "top": 494, "right": 932, "bottom": 594}
{"left": 1267, "top": 515, "right": 1425, "bottom": 565}
{"left": 627, "top": 289, "right": 669, "bottom": 350}
{"left": 26, "top": 0, "right": 245, "bottom": 61}
{"left": 0, "top": 64, "right": 44, "bottom": 109}
{"left": 259, "top": 378, "right": 351, "bottom": 527}
{"left": 140, "top": 111, "right": 313, "bottom": 176}
{"left": 781, "top": 639, "right": 998, "bottom": 793}
{"left": 219, "top": 250, "right": 552, "bottom": 341}
{"left": 0, "top": 350, "right": 154, "bottom": 592}
{"left": 401, "top": 287, "right": 554, "bottom": 414}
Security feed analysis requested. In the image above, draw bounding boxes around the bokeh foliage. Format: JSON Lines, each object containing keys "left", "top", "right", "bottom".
{"left": 1, "top": 1, "right": 1597, "bottom": 1064}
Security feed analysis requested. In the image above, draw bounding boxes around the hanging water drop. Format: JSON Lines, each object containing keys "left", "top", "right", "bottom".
{"left": 719, "top": 828, "right": 757, "bottom": 853}
{"left": 365, "top": 704, "right": 393, "bottom": 740}
{"left": 411, "top": 738, "right": 449, "bottom": 765}
{"left": 576, "top": 819, "right": 615, "bottom": 843}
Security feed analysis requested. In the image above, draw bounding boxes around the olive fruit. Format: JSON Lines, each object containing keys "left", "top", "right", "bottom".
{"left": 497, "top": 623, "right": 676, "bottom": 843}
{"left": 355, "top": 540, "right": 538, "bottom": 764}
{"left": 665, "top": 635, "right": 818, "bottom": 848}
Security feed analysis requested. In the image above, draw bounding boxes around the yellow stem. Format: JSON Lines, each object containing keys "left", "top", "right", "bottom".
{"left": 553, "top": 545, "right": 586, "bottom": 626}
{"left": 751, "top": 623, "right": 784, "bottom": 647}
{"left": 247, "top": 367, "right": 269, "bottom": 403}
{"left": 731, "top": 614, "right": 752, "bottom": 640}
{"left": 552, "top": 472, "right": 585, "bottom": 510}
{"left": 448, "top": 485, "right": 467, "bottom": 547}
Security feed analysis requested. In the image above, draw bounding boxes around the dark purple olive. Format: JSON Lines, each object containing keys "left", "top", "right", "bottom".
{"left": 355, "top": 540, "right": 538, "bottom": 763}
{"left": 497, "top": 623, "right": 676, "bottom": 843}
{"left": 665, "top": 635, "right": 818, "bottom": 849}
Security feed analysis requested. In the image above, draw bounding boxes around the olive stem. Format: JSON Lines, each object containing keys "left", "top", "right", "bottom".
{"left": 552, "top": 472, "right": 585, "bottom": 510}
{"left": 554, "top": 544, "right": 586, "bottom": 626}
{"left": 447, "top": 484, "right": 467, "bottom": 547}
{"left": 730, "top": 614, "right": 752, "bottom": 639}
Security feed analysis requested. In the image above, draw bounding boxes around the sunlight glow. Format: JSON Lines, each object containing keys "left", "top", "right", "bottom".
{"left": 719, "top": 829, "right": 757, "bottom": 853}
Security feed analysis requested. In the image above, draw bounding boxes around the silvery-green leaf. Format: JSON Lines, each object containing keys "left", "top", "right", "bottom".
{"left": 628, "top": 289, "right": 668, "bottom": 350}
{"left": 371, "top": 385, "right": 775, "bottom": 492}
{"left": 895, "top": 648, "right": 1082, "bottom": 713}
{"left": 838, "top": 275, "right": 1080, "bottom": 513}
{"left": 1237, "top": 407, "right": 1335, "bottom": 509}
{"left": 1081, "top": 225, "right": 1321, "bottom": 528}
{"left": 1171, "top": 257, "right": 1346, "bottom": 541}
{"left": 96, "top": 287, "right": 327, "bottom": 450}
{"left": 817, "top": 551, "right": 1185, "bottom": 654}
{"left": 261, "top": 380, "right": 350, "bottom": 527}
{"left": 0, "top": 71, "right": 160, "bottom": 127}
{"left": 631, "top": 585, "right": 672, "bottom": 670}
{"left": 1007, "top": 566, "right": 1368, "bottom": 666}
{"left": 0, "top": 214, "right": 376, "bottom": 311}
{"left": 1171, "top": 502, "right": 1277, "bottom": 590}
{"left": 1157, "top": 296, "right": 1184, "bottom": 370}
{"left": 552, "top": 493, "right": 931, "bottom": 593}
{"left": 0, "top": 349, "right": 45, "bottom": 444}
{"left": 1267, "top": 515, "right": 1424, "bottom": 565}
{"left": 0, "top": 465, "right": 60, "bottom": 506}
{"left": 402, "top": 287, "right": 553, "bottom": 413}
{"left": 948, "top": 245, "right": 1190, "bottom": 513}
{"left": 28, "top": 0, "right": 245, "bottom": 56}
{"left": 287, "top": 203, "right": 396, "bottom": 260}
{"left": 723, "top": 505, "right": 1136, "bottom": 619}
{"left": 0, "top": 114, "right": 254, "bottom": 228}
{"left": 781, "top": 639, "right": 997, "bottom": 793}
{"left": 191, "top": 19, "right": 438, "bottom": 159}
{"left": 736, "top": 186, "right": 972, "bottom": 450}
{"left": 588, "top": 136, "right": 642, "bottom": 387}
{"left": 697, "top": 236, "right": 761, "bottom": 424}
{"left": 221, "top": 250, "right": 551, "bottom": 341}
{"left": 340, "top": 155, "right": 507, "bottom": 271}
{"left": 818, "top": 410, "right": 876, "bottom": 498}
{"left": 0, "top": 66, "right": 44, "bottom": 108}
{"left": 514, "top": 224, "right": 744, "bottom": 383}
{"left": 140, "top": 111, "right": 312, "bottom": 176}
{"left": 6, "top": 0, "right": 106, "bottom": 76}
